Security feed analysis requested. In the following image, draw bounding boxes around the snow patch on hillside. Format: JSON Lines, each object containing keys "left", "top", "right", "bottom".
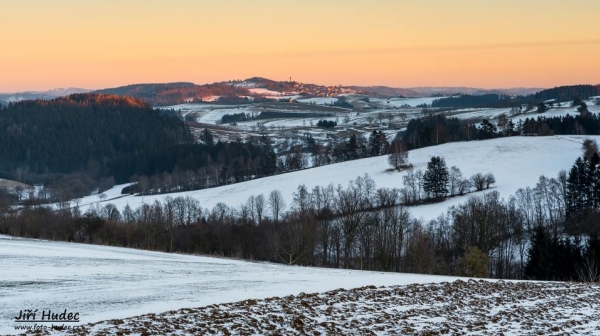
{"left": 77, "top": 136, "right": 597, "bottom": 222}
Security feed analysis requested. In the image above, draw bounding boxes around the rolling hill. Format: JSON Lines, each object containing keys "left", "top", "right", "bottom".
{"left": 77, "top": 135, "right": 595, "bottom": 222}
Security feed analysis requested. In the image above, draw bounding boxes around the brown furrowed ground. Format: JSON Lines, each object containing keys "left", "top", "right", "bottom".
{"left": 30, "top": 280, "right": 600, "bottom": 335}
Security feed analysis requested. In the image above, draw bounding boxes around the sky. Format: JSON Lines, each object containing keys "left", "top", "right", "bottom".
{"left": 1, "top": 0, "right": 599, "bottom": 92}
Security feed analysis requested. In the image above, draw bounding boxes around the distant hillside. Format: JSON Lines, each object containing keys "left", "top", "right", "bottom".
{"left": 534, "top": 84, "right": 600, "bottom": 102}
{"left": 93, "top": 78, "right": 356, "bottom": 106}
{"left": 95, "top": 82, "right": 260, "bottom": 106}
{"left": 430, "top": 84, "right": 600, "bottom": 108}
{"left": 348, "top": 86, "right": 420, "bottom": 97}
{"left": 0, "top": 93, "right": 191, "bottom": 176}
{"left": 0, "top": 87, "right": 90, "bottom": 105}
{"left": 352, "top": 86, "right": 544, "bottom": 98}
{"left": 95, "top": 82, "right": 195, "bottom": 95}
{"left": 234, "top": 77, "right": 298, "bottom": 93}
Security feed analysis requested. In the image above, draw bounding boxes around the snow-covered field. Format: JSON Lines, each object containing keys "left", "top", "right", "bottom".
{"left": 70, "top": 280, "right": 600, "bottom": 335}
{"left": 4, "top": 235, "right": 598, "bottom": 335}
{"left": 297, "top": 97, "right": 339, "bottom": 105}
{"left": 79, "top": 135, "right": 597, "bottom": 222}
{"left": 369, "top": 96, "right": 444, "bottom": 108}
{"left": 0, "top": 235, "right": 459, "bottom": 335}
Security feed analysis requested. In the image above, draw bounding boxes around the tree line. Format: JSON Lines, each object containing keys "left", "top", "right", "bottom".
{"left": 402, "top": 106, "right": 600, "bottom": 152}
{"left": 431, "top": 84, "right": 600, "bottom": 109}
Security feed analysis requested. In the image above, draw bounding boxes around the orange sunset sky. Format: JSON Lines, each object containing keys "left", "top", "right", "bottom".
{"left": 1, "top": 0, "right": 599, "bottom": 92}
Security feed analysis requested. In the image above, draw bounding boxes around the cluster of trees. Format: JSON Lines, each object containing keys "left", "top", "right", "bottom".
{"left": 403, "top": 108, "right": 600, "bottom": 152}
{"left": 298, "top": 133, "right": 388, "bottom": 168}
{"left": 330, "top": 98, "right": 353, "bottom": 109}
{"left": 431, "top": 94, "right": 528, "bottom": 109}
{"left": 220, "top": 112, "right": 257, "bottom": 124}
{"left": 316, "top": 120, "right": 337, "bottom": 128}
{"left": 402, "top": 114, "right": 503, "bottom": 149}
{"left": 120, "top": 129, "right": 401, "bottom": 196}
{"left": 121, "top": 136, "right": 278, "bottom": 195}
{"left": 533, "top": 85, "right": 600, "bottom": 102}
{"left": 278, "top": 131, "right": 391, "bottom": 172}
{"left": 399, "top": 157, "right": 495, "bottom": 205}
{"left": 520, "top": 113, "right": 600, "bottom": 136}
{"left": 526, "top": 227, "right": 600, "bottom": 282}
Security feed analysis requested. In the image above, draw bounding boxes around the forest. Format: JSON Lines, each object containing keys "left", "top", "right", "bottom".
{"left": 2, "top": 148, "right": 599, "bottom": 282}
{"left": 0, "top": 94, "right": 281, "bottom": 202}
{"left": 401, "top": 103, "right": 598, "bottom": 151}
{"left": 0, "top": 94, "right": 191, "bottom": 177}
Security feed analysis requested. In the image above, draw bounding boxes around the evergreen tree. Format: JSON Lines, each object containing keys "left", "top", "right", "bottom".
{"left": 346, "top": 134, "right": 360, "bottom": 160}
{"left": 589, "top": 153, "right": 600, "bottom": 208}
{"left": 566, "top": 157, "right": 589, "bottom": 216}
{"left": 423, "top": 156, "right": 449, "bottom": 199}
{"left": 201, "top": 129, "right": 214, "bottom": 146}
{"left": 478, "top": 119, "right": 497, "bottom": 139}
{"left": 368, "top": 130, "right": 381, "bottom": 156}
{"left": 525, "top": 226, "right": 554, "bottom": 280}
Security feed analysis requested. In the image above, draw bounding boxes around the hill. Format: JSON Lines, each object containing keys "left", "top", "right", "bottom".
{"left": 0, "top": 87, "right": 90, "bottom": 105}
{"left": 93, "top": 78, "right": 358, "bottom": 106}
{"left": 430, "top": 84, "right": 600, "bottom": 108}
{"left": 0, "top": 93, "right": 191, "bottom": 179}
{"left": 78, "top": 135, "right": 595, "bottom": 222}
{"left": 94, "top": 82, "right": 194, "bottom": 95}
{"left": 350, "top": 86, "right": 543, "bottom": 97}
{"left": 534, "top": 84, "right": 600, "bottom": 101}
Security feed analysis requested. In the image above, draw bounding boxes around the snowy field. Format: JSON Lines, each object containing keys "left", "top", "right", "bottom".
{"left": 0, "top": 235, "right": 460, "bottom": 335}
{"left": 79, "top": 135, "right": 598, "bottom": 222}
{"left": 369, "top": 96, "right": 444, "bottom": 108}
{"left": 297, "top": 97, "right": 339, "bottom": 105}
{"left": 71, "top": 280, "right": 600, "bottom": 335}
{"left": 3, "top": 235, "right": 598, "bottom": 335}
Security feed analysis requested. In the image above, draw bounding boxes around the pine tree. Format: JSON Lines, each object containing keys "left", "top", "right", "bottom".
{"left": 368, "top": 130, "right": 381, "bottom": 157}
{"left": 346, "top": 134, "right": 359, "bottom": 160}
{"left": 525, "top": 226, "right": 554, "bottom": 280}
{"left": 201, "top": 128, "right": 214, "bottom": 146}
{"left": 589, "top": 153, "right": 600, "bottom": 208}
{"left": 566, "top": 162, "right": 580, "bottom": 217}
{"left": 423, "top": 156, "right": 449, "bottom": 199}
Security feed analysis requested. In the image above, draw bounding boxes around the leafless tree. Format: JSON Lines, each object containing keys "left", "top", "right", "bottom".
{"left": 268, "top": 190, "right": 286, "bottom": 223}
{"left": 576, "top": 257, "right": 600, "bottom": 283}
{"left": 388, "top": 140, "right": 408, "bottom": 170}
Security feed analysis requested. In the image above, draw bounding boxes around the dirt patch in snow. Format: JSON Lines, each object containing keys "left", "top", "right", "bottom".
{"left": 32, "top": 279, "right": 600, "bottom": 335}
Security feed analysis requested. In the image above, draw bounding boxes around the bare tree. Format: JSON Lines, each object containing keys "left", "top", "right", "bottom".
{"left": 484, "top": 173, "right": 496, "bottom": 190}
{"left": 255, "top": 194, "right": 265, "bottom": 223}
{"left": 448, "top": 166, "right": 464, "bottom": 196}
{"left": 576, "top": 257, "right": 600, "bottom": 283}
{"left": 388, "top": 140, "right": 408, "bottom": 170}
{"left": 471, "top": 173, "right": 486, "bottom": 191}
{"left": 268, "top": 190, "right": 286, "bottom": 223}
